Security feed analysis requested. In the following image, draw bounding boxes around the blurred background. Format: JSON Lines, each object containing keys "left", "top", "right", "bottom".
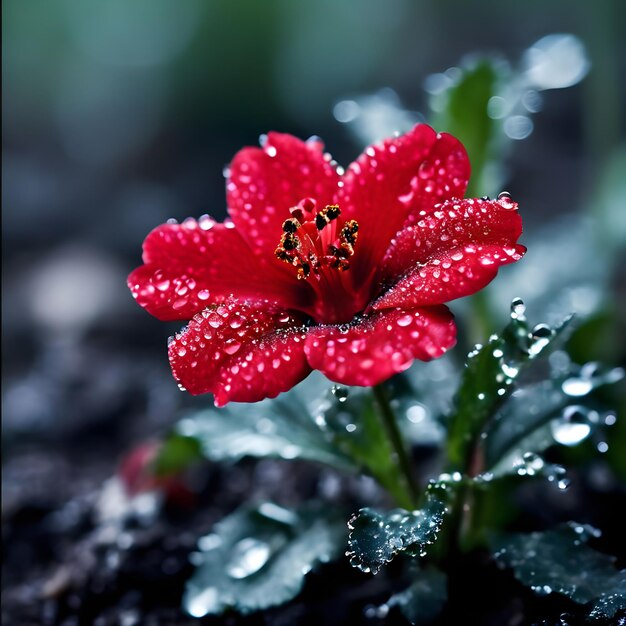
{"left": 2, "top": 0, "right": 625, "bottom": 623}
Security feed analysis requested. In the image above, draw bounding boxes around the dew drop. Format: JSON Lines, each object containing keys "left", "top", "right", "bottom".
{"left": 331, "top": 385, "right": 349, "bottom": 402}
{"left": 197, "top": 289, "right": 210, "bottom": 301}
{"left": 396, "top": 313, "right": 413, "bottom": 327}
{"left": 225, "top": 538, "right": 271, "bottom": 579}
{"left": 561, "top": 377, "right": 593, "bottom": 397}
{"left": 529, "top": 323, "right": 552, "bottom": 355}
{"left": 223, "top": 340, "right": 241, "bottom": 355}
{"left": 510, "top": 297, "right": 526, "bottom": 319}
{"left": 550, "top": 405, "right": 592, "bottom": 446}
{"left": 496, "top": 191, "right": 517, "bottom": 210}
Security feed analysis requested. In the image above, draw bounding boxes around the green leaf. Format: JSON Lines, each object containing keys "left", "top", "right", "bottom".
{"left": 173, "top": 372, "right": 354, "bottom": 471}
{"left": 491, "top": 523, "right": 626, "bottom": 620}
{"left": 391, "top": 355, "right": 459, "bottom": 445}
{"left": 323, "top": 385, "right": 414, "bottom": 508}
{"left": 445, "top": 299, "right": 573, "bottom": 472}
{"left": 485, "top": 362, "right": 623, "bottom": 475}
{"left": 430, "top": 58, "right": 505, "bottom": 197}
{"left": 184, "top": 502, "right": 346, "bottom": 617}
{"left": 385, "top": 566, "right": 447, "bottom": 625}
{"left": 152, "top": 434, "right": 202, "bottom": 477}
{"left": 171, "top": 372, "right": 431, "bottom": 508}
{"left": 346, "top": 489, "right": 448, "bottom": 574}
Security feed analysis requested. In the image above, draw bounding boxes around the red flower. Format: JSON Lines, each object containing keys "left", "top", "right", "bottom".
{"left": 128, "top": 125, "right": 524, "bottom": 406}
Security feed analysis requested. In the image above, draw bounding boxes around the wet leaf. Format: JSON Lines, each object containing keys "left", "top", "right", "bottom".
{"left": 485, "top": 361, "right": 622, "bottom": 475}
{"left": 491, "top": 523, "right": 626, "bottom": 620}
{"left": 184, "top": 502, "right": 346, "bottom": 617}
{"left": 170, "top": 372, "right": 439, "bottom": 508}
{"left": 172, "top": 372, "right": 354, "bottom": 471}
{"left": 392, "top": 355, "right": 459, "bottom": 446}
{"left": 446, "top": 299, "right": 573, "bottom": 471}
{"left": 322, "top": 385, "right": 414, "bottom": 508}
{"left": 346, "top": 489, "right": 448, "bottom": 574}
{"left": 385, "top": 565, "right": 447, "bottom": 625}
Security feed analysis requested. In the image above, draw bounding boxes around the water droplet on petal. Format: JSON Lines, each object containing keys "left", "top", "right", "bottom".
{"left": 396, "top": 313, "right": 413, "bottom": 327}
{"left": 223, "top": 340, "right": 241, "bottom": 355}
{"left": 497, "top": 191, "right": 517, "bottom": 210}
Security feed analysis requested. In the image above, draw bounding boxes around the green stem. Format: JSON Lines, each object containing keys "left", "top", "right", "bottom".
{"left": 372, "top": 384, "right": 419, "bottom": 508}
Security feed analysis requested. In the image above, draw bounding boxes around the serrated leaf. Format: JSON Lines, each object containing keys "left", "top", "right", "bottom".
{"left": 184, "top": 502, "right": 346, "bottom": 617}
{"left": 347, "top": 490, "right": 448, "bottom": 574}
{"left": 491, "top": 523, "right": 626, "bottom": 620}
{"left": 446, "top": 300, "right": 573, "bottom": 471}
{"left": 385, "top": 565, "right": 447, "bottom": 625}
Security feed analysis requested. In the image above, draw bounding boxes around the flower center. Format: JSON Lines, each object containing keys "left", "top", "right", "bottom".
{"left": 274, "top": 198, "right": 366, "bottom": 324}
{"left": 275, "top": 198, "right": 359, "bottom": 280}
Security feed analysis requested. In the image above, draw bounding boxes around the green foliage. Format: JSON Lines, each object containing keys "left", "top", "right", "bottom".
{"left": 430, "top": 59, "right": 505, "bottom": 197}
{"left": 184, "top": 502, "right": 346, "bottom": 617}
{"left": 491, "top": 523, "right": 626, "bottom": 620}
{"left": 346, "top": 488, "right": 448, "bottom": 574}
{"left": 485, "top": 362, "right": 622, "bottom": 476}
{"left": 168, "top": 371, "right": 443, "bottom": 508}
{"left": 446, "top": 298, "right": 573, "bottom": 472}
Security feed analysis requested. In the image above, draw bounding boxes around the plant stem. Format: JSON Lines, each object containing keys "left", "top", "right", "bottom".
{"left": 372, "top": 384, "right": 419, "bottom": 508}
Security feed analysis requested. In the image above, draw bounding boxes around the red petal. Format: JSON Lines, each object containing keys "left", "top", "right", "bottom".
{"left": 128, "top": 219, "right": 312, "bottom": 321}
{"left": 378, "top": 196, "right": 523, "bottom": 282}
{"left": 304, "top": 306, "right": 456, "bottom": 387}
{"left": 339, "top": 124, "right": 470, "bottom": 286}
{"left": 168, "top": 300, "right": 310, "bottom": 405}
{"left": 227, "top": 132, "right": 341, "bottom": 257}
{"left": 373, "top": 243, "right": 526, "bottom": 310}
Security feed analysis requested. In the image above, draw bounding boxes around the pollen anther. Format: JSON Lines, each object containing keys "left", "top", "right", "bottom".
{"left": 275, "top": 202, "right": 358, "bottom": 280}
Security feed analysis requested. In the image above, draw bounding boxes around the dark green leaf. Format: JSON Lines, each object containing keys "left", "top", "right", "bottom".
{"left": 385, "top": 566, "right": 447, "bottom": 625}
{"left": 346, "top": 490, "right": 448, "bottom": 574}
{"left": 446, "top": 299, "right": 573, "bottom": 472}
{"left": 491, "top": 523, "right": 626, "bottom": 620}
{"left": 184, "top": 502, "right": 346, "bottom": 617}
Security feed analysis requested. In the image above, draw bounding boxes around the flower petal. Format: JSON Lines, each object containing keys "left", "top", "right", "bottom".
{"left": 128, "top": 219, "right": 312, "bottom": 321}
{"left": 168, "top": 300, "right": 310, "bottom": 405}
{"left": 339, "top": 124, "right": 470, "bottom": 285}
{"left": 227, "top": 132, "right": 341, "bottom": 257}
{"left": 304, "top": 306, "right": 456, "bottom": 387}
{"left": 378, "top": 196, "right": 524, "bottom": 282}
{"left": 373, "top": 243, "right": 526, "bottom": 310}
